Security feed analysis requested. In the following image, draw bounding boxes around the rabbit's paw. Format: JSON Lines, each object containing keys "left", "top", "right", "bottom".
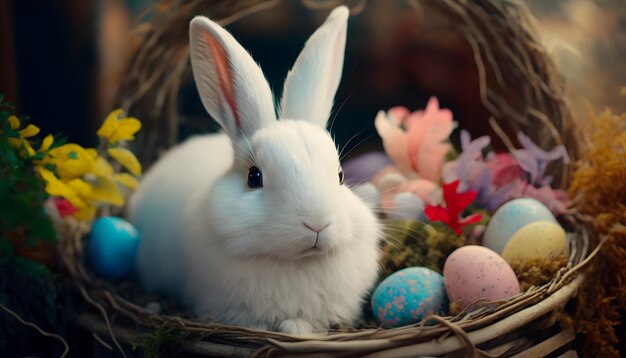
{"left": 278, "top": 319, "right": 314, "bottom": 336}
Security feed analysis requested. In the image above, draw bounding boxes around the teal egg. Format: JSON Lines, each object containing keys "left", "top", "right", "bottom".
{"left": 87, "top": 216, "right": 140, "bottom": 279}
{"left": 371, "top": 267, "right": 447, "bottom": 328}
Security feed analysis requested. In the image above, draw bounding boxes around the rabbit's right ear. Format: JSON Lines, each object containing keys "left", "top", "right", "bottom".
{"left": 280, "top": 6, "right": 349, "bottom": 129}
{"left": 190, "top": 17, "right": 276, "bottom": 138}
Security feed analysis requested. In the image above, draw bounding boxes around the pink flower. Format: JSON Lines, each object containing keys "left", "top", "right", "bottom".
{"left": 485, "top": 153, "right": 524, "bottom": 187}
{"left": 505, "top": 179, "right": 572, "bottom": 215}
{"left": 375, "top": 97, "right": 454, "bottom": 182}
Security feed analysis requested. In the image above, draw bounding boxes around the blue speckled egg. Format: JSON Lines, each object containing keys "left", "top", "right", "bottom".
{"left": 371, "top": 267, "right": 447, "bottom": 328}
{"left": 87, "top": 216, "right": 140, "bottom": 279}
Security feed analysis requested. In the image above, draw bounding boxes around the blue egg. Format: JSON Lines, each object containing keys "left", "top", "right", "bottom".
{"left": 371, "top": 267, "right": 447, "bottom": 328}
{"left": 483, "top": 198, "right": 556, "bottom": 254}
{"left": 87, "top": 216, "right": 140, "bottom": 279}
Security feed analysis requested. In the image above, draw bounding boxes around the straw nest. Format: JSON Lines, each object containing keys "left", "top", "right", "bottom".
{"left": 60, "top": 0, "right": 597, "bottom": 356}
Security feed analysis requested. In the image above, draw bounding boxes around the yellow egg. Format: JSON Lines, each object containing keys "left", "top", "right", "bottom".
{"left": 501, "top": 221, "right": 568, "bottom": 263}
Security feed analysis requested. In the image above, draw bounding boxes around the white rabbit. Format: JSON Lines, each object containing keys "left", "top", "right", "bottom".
{"left": 128, "top": 6, "right": 381, "bottom": 335}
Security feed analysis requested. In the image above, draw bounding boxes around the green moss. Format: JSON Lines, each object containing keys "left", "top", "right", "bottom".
{"left": 132, "top": 323, "right": 191, "bottom": 358}
{"left": 379, "top": 220, "right": 464, "bottom": 277}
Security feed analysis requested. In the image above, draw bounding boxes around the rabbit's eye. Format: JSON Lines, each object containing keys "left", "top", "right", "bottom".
{"left": 338, "top": 167, "right": 344, "bottom": 185}
{"left": 247, "top": 167, "right": 263, "bottom": 188}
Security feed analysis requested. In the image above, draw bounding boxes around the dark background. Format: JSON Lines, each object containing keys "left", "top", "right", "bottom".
{"left": 1, "top": 0, "right": 495, "bottom": 158}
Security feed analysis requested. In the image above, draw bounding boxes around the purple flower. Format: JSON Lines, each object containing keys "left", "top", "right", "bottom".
{"left": 442, "top": 130, "right": 493, "bottom": 204}
{"left": 439, "top": 130, "right": 572, "bottom": 215}
{"left": 513, "top": 132, "right": 570, "bottom": 186}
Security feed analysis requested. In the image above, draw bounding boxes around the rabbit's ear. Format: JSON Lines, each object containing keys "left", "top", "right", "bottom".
{"left": 190, "top": 17, "right": 276, "bottom": 138}
{"left": 280, "top": 6, "right": 349, "bottom": 128}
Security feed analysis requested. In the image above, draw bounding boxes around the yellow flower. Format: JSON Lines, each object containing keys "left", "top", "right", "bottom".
{"left": 11, "top": 109, "right": 145, "bottom": 222}
{"left": 37, "top": 167, "right": 87, "bottom": 209}
{"left": 74, "top": 206, "right": 97, "bottom": 221}
{"left": 113, "top": 173, "right": 140, "bottom": 189}
{"left": 97, "top": 109, "right": 141, "bottom": 144}
{"left": 6, "top": 115, "right": 39, "bottom": 157}
{"left": 108, "top": 147, "right": 142, "bottom": 176}
{"left": 40, "top": 134, "right": 54, "bottom": 152}
{"left": 8, "top": 115, "right": 40, "bottom": 138}
{"left": 91, "top": 156, "right": 114, "bottom": 177}
{"left": 88, "top": 176, "right": 125, "bottom": 206}
{"left": 46, "top": 144, "right": 95, "bottom": 180}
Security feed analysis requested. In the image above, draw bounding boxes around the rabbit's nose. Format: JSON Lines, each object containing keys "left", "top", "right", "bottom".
{"left": 303, "top": 222, "right": 330, "bottom": 233}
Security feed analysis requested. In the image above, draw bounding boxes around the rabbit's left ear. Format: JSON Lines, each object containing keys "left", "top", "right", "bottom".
{"left": 279, "top": 6, "right": 349, "bottom": 128}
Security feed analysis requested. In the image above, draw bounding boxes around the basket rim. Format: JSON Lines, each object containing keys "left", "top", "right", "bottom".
{"left": 75, "top": 273, "right": 586, "bottom": 357}
{"left": 59, "top": 213, "right": 597, "bottom": 356}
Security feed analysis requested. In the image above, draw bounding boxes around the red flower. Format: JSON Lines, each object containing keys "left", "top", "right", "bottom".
{"left": 53, "top": 198, "right": 78, "bottom": 218}
{"left": 424, "top": 180, "right": 482, "bottom": 235}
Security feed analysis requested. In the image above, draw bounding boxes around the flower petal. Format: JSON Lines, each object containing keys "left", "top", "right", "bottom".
{"left": 109, "top": 117, "right": 141, "bottom": 143}
{"left": 453, "top": 191, "right": 478, "bottom": 213}
{"left": 424, "top": 205, "right": 451, "bottom": 222}
{"left": 387, "top": 107, "right": 410, "bottom": 126}
{"left": 37, "top": 167, "right": 87, "bottom": 208}
{"left": 91, "top": 156, "right": 114, "bottom": 177}
{"left": 19, "top": 124, "right": 40, "bottom": 138}
{"left": 67, "top": 178, "right": 93, "bottom": 197}
{"left": 114, "top": 173, "right": 140, "bottom": 189}
{"left": 442, "top": 180, "right": 461, "bottom": 205}
{"left": 417, "top": 141, "right": 451, "bottom": 182}
{"left": 459, "top": 213, "right": 483, "bottom": 225}
{"left": 424, "top": 96, "right": 440, "bottom": 113}
{"left": 86, "top": 148, "right": 98, "bottom": 159}
{"left": 89, "top": 176, "right": 125, "bottom": 206}
{"left": 40, "top": 134, "right": 54, "bottom": 152}
{"left": 512, "top": 149, "right": 539, "bottom": 183}
{"left": 108, "top": 147, "right": 142, "bottom": 176}
{"left": 73, "top": 206, "right": 97, "bottom": 221}
{"left": 8, "top": 115, "right": 20, "bottom": 129}
{"left": 97, "top": 109, "right": 123, "bottom": 140}
{"left": 375, "top": 111, "right": 412, "bottom": 172}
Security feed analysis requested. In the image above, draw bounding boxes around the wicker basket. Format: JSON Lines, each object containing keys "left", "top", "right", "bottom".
{"left": 59, "top": 0, "right": 598, "bottom": 356}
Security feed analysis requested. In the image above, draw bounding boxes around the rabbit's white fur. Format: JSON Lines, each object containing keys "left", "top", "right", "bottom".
{"left": 129, "top": 6, "right": 381, "bottom": 335}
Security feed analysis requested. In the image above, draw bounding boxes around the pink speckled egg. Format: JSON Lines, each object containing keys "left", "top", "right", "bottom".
{"left": 443, "top": 245, "right": 520, "bottom": 311}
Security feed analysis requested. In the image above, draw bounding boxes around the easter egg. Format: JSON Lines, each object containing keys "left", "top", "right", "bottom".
{"left": 371, "top": 267, "right": 447, "bottom": 328}
{"left": 443, "top": 245, "right": 520, "bottom": 311}
{"left": 501, "top": 220, "right": 568, "bottom": 263}
{"left": 350, "top": 182, "right": 381, "bottom": 209}
{"left": 386, "top": 192, "right": 426, "bottom": 221}
{"left": 483, "top": 198, "right": 556, "bottom": 254}
{"left": 87, "top": 216, "right": 140, "bottom": 279}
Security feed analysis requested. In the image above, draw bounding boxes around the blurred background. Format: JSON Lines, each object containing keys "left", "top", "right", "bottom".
{"left": 1, "top": 0, "right": 625, "bottom": 160}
